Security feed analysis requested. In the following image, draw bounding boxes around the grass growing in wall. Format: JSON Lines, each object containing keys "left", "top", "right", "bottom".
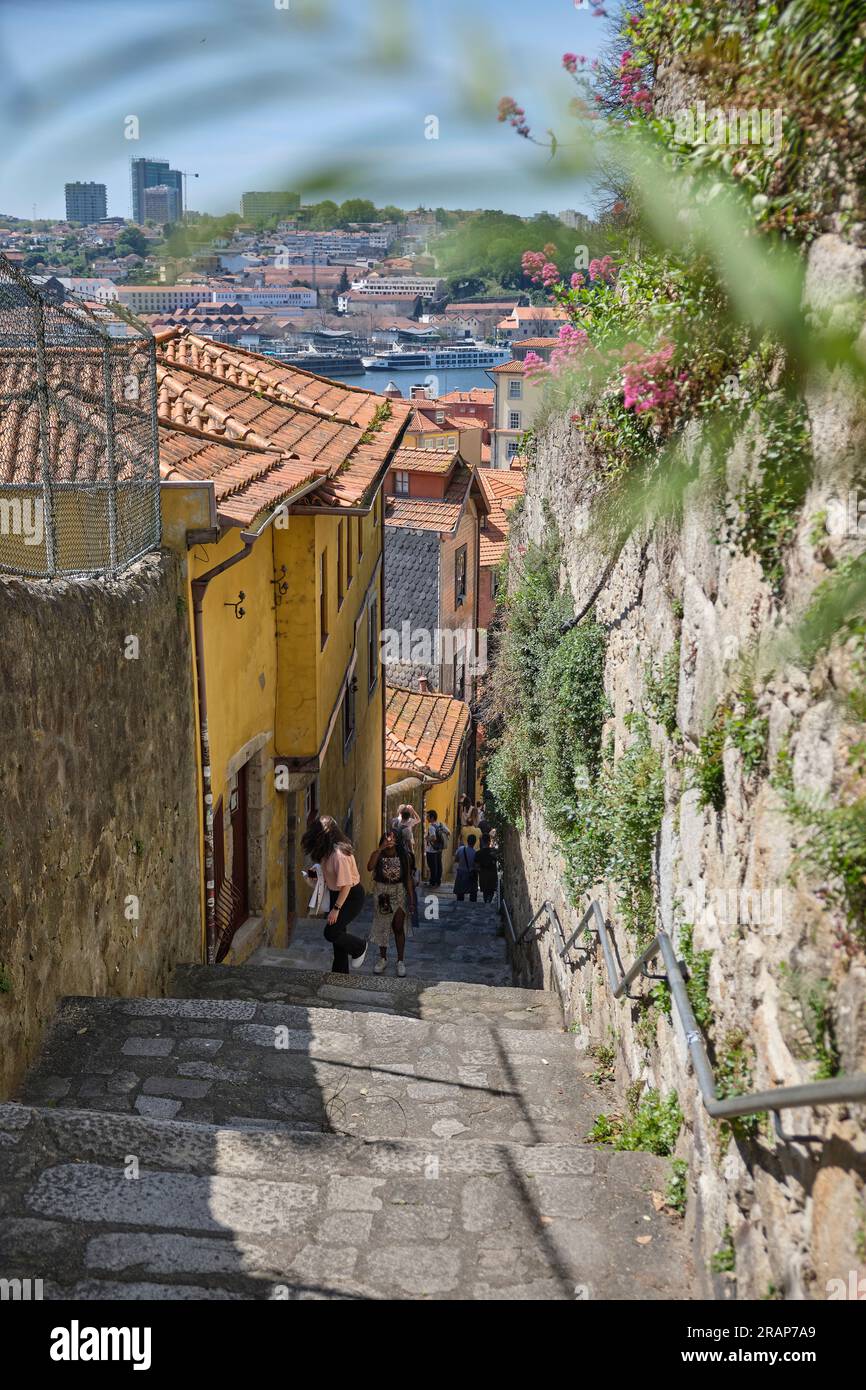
{"left": 679, "top": 923, "right": 713, "bottom": 1032}
{"left": 588, "top": 1087, "right": 682, "bottom": 1157}
{"left": 715, "top": 1030, "right": 764, "bottom": 1143}
{"left": 666, "top": 1159, "right": 689, "bottom": 1217}
{"left": 711, "top": 1227, "right": 736, "bottom": 1275}
{"left": 727, "top": 396, "right": 812, "bottom": 597}
{"left": 644, "top": 641, "right": 681, "bottom": 737}
{"left": 773, "top": 740, "right": 866, "bottom": 946}
{"left": 777, "top": 964, "right": 840, "bottom": 1081}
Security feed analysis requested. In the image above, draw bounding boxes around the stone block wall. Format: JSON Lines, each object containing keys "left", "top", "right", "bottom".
{"left": 0, "top": 550, "right": 201, "bottom": 1098}
{"left": 501, "top": 234, "right": 866, "bottom": 1298}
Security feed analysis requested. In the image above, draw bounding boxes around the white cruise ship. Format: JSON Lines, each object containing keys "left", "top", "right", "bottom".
{"left": 362, "top": 341, "right": 511, "bottom": 371}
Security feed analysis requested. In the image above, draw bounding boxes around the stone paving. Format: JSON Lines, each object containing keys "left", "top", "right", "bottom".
{"left": 1, "top": 888, "right": 693, "bottom": 1299}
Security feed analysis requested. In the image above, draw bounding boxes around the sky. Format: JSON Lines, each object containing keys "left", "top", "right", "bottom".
{"left": 0, "top": 0, "right": 610, "bottom": 221}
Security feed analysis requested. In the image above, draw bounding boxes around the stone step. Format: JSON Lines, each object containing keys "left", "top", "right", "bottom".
{"left": 252, "top": 902, "right": 511, "bottom": 986}
{"left": 173, "top": 963, "right": 562, "bottom": 1030}
{"left": 0, "top": 1103, "right": 694, "bottom": 1301}
{"left": 21, "top": 996, "right": 602, "bottom": 1145}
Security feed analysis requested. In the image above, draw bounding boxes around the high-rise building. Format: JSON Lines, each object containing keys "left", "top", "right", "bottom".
{"left": 240, "top": 190, "right": 301, "bottom": 223}
{"left": 143, "top": 184, "right": 181, "bottom": 225}
{"left": 130, "top": 158, "right": 183, "bottom": 223}
{"left": 64, "top": 182, "right": 107, "bottom": 224}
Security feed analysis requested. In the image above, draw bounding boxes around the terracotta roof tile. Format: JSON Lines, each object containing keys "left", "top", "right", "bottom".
{"left": 0, "top": 327, "right": 410, "bottom": 527}
{"left": 477, "top": 465, "right": 525, "bottom": 566}
{"left": 385, "top": 463, "right": 472, "bottom": 533}
{"left": 385, "top": 684, "right": 471, "bottom": 781}
{"left": 391, "top": 445, "right": 459, "bottom": 475}
{"left": 154, "top": 329, "right": 410, "bottom": 516}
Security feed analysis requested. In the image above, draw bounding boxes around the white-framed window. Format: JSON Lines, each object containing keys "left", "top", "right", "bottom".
{"left": 508, "top": 411, "right": 521, "bottom": 431}
{"left": 395, "top": 470, "right": 410, "bottom": 496}
{"left": 508, "top": 379, "right": 522, "bottom": 399}
{"left": 435, "top": 410, "right": 445, "bottom": 423}
{"left": 506, "top": 441, "right": 520, "bottom": 459}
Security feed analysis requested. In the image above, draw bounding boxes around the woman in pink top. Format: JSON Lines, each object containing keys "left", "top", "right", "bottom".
{"left": 301, "top": 815, "right": 367, "bottom": 973}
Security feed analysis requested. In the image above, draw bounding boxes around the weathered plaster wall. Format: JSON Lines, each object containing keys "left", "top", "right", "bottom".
{"left": 0, "top": 550, "right": 200, "bottom": 1098}
{"left": 503, "top": 234, "right": 866, "bottom": 1299}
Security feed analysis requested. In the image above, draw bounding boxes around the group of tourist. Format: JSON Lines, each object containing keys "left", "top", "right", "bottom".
{"left": 301, "top": 791, "right": 500, "bottom": 976}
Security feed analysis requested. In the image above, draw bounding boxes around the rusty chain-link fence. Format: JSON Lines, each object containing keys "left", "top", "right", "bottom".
{"left": 0, "top": 254, "right": 161, "bottom": 579}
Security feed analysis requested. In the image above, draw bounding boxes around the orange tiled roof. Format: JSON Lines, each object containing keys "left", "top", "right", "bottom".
{"left": 435, "top": 387, "right": 493, "bottom": 405}
{"left": 391, "top": 445, "right": 459, "bottom": 475}
{"left": 477, "top": 465, "right": 525, "bottom": 566}
{"left": 384, "top": 463, "right": 473, "bottom": 533}
{"left": 442, "top": 413, "right": 485, "bottom": 431}
{"left": 0, "top": 327, "right": 410, "bottom": 528}
{"left": 488, "top": 360, "right": 524, "bottom": 374}
{"left": 385, "top": 684, "right": 471, "bottom": 781}
{"left": 512, "top": 337, "right": 558, "bottom": 349}
{"left": 159, "top": 427, "right": 321, "bottom": 527}
{"left": 154, "top": 329, "right": 410, "bottom": 518}
{"left": 406, "top": 407, "right": 445, "bottom": 433}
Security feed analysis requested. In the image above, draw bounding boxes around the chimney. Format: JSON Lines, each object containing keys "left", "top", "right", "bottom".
{"left": 418, "top": 675, "right": 430, "bottom": 693}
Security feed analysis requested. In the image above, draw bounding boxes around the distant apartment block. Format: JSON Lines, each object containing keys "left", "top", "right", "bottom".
{"left": 143, "top": 184, "right": 182, "bottom": 224}
{"left": 350, "top": 274, "right": 443, "bottom": 300}
{"left": 114, "top": 284, "right": 212, "bottom": 313}
{"left": 57, "top": 276, "right": 117, "bottom": 305}
{"left": 64, "top": 182, "right": 107, "bottom": 224}
{"left": 241, "top": 191, "right": 301, "bottom": 222}
{"left": 273, "top": 229, "right": 393, "bottom": 262}
{"left": 130, "top": 158, "right": 183, "bottom": 223}
{"left": 224, "top": 285, "right": 317, "bottom": 308}
{"left": 559, "top": 209, "right": 594, "bottom": 232}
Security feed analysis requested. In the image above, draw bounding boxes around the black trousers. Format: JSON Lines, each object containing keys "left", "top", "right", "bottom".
{"left": 426, "top": 850, "right": 443, "bottom": 886}
{"left": 324, "top": 884, "right": 366, "bottom": 973}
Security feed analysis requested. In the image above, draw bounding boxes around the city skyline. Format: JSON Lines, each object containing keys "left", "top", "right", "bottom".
{"left": 0, "top": 0, "right": 606, "bottom": 221}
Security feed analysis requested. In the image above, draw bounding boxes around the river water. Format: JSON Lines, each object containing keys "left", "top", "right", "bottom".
{"left": 325, "top": 364, "right": 498, "bottom": 397}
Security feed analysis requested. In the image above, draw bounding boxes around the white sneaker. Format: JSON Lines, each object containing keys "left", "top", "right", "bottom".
{"left": 396, "top": 960, "right": 406, "bottom": 978}
{"left": 374, "top": 957, "right": 387, "bottom": 975}
{"left": 350, "top": 944, "right": 368, "bottom": 971}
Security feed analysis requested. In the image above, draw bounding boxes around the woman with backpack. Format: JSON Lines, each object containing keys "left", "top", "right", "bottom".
{"left": 301, "top": 815, "right": 367, "bottom": 974}
{"left": 367, "top": 827, "right": 415, "bottom": 977}
{"left": 424, "top": 808, "right": 450, "bottom": 887}
{"left": 453, "top": 833, "right": 479, "bottom": 902}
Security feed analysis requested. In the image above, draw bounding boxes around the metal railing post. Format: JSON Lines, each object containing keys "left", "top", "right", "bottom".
{"left": 499, "top": 889, "right": 866, "bottom": 1134}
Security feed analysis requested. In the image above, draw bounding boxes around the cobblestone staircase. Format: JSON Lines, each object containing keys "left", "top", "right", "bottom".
{"left": 1, "top": 890, "right": 692, "bottom": 1300}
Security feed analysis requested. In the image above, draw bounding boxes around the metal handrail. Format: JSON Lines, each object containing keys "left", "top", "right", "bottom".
{"left": 505, "top": 895, "right": 866, "bottom": 1132}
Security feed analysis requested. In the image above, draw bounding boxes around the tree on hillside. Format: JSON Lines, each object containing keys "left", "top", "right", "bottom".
{"left": 115, "top": 227, "right": 148, "bottom": 258}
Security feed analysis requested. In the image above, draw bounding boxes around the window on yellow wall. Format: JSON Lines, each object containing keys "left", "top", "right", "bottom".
{"left": 319, "top": 548, "right": 329, "bottom": 649}
{"left": 347, "top": 517, "right": 354, "bottom": 588}
{"left": 337, "top": 521, "right": 345, "bottom": 609}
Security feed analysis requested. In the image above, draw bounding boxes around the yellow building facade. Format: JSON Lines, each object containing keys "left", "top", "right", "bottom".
{"left": 156, "top": 329, "right": 409, "bottom": 963}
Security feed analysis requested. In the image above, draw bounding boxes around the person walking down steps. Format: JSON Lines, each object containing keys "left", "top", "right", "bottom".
{"left": 367, "top": 828, "right": 415, "bottom": 977}
{"left": 424, "top": 808, "right": 450, "bottom": 887}
{"left": 476, "top": 832, "right": 499, "bottom": 904}
{"left": 454, "top": 833, "right": 479, "bottom": 902}
{"left": 301, "top": 815, "right": 367, "bottom": 974}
